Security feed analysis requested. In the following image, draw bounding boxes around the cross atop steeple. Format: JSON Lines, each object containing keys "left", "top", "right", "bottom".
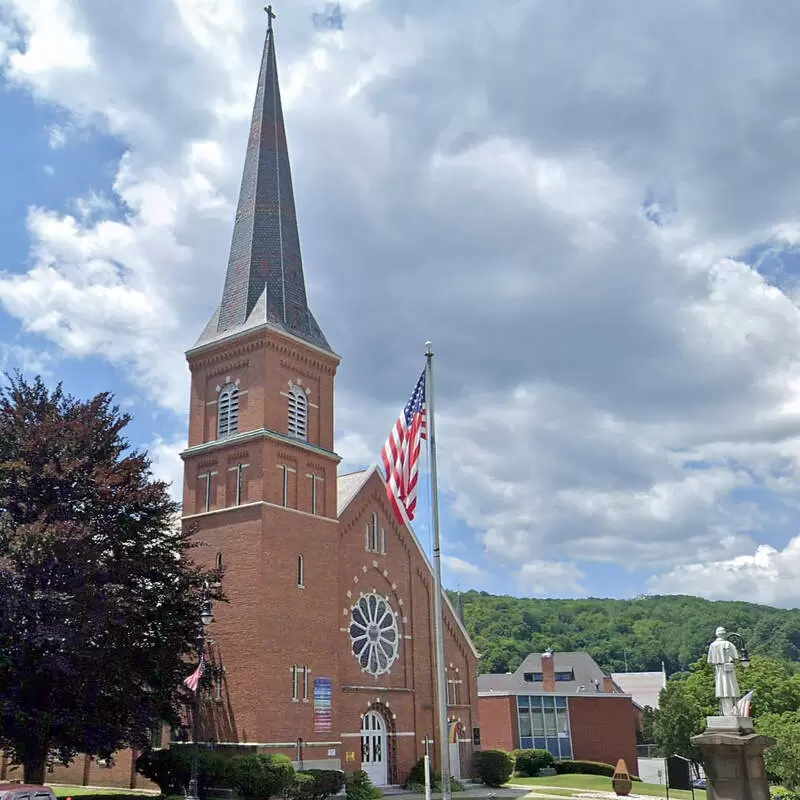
{"left": 193, "top": 7, "right": 332, "bottom": 353}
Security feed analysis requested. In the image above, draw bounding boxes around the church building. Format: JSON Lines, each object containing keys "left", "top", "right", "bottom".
{"left": 0, "top": 13, "right": 480, "bottom": 793}
{"left": 177, "top": 14, "right": 479, "bottom": 787}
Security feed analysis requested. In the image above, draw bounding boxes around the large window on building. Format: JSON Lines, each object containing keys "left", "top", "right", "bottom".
{"left": 517, "top": 695, "right": 573, "bottom": 760}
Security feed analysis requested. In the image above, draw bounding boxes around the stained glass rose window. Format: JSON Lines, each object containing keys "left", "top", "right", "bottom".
{"left": 350, "top": 592, "right": 399, "bottom": 676}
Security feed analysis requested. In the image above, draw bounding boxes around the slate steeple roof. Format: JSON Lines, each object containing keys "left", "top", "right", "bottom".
{"left": 193, "top": 11, "right": 332, "bottom": 353}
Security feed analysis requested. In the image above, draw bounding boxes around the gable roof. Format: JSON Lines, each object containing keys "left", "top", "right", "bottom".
{"left": 610, "top": 670, "right": 667, "bottom": 709}
{"left": 479, "top": 651, "right": 616, "bottom": 696}
{"left": 337, "top": 465, "right": 479, "bottom": 658}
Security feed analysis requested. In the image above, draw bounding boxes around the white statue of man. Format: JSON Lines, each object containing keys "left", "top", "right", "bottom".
{"left": 707, "top": 626, "right": 741, "bottom": 716}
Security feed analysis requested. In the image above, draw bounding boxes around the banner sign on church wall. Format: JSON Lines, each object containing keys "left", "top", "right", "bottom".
{"left": 314, "top": 677, "right": 333, "bottom": 733}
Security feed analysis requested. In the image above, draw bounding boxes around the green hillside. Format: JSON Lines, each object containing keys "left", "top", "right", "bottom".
{"left": 451, "top": 591, "right": 800, "bottom": 675}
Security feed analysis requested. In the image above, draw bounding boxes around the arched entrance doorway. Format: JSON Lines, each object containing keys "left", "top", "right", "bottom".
{"left": 449, "top": 720, "right": 464, "bottom": 779}
{"left": 361, "top": 710, "right": 387, "bottom": 786}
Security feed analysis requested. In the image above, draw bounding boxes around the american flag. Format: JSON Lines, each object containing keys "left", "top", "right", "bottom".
{"left": 381, "top": 368, "right": 427, "bottom": 526}
{"left": 734, "top": 689, "right": 755, "bottom": 717}
{"left": 183, "top": 651, "right": 205, "bottom": 693}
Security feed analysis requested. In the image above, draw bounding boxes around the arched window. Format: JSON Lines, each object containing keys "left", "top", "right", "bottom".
{"left": 288, "top": 386, "right": 308, "bottom": 440}
{"left": 297, "top": 554, "right": 305, "bottom": 587}
{"left": 218, "top": 384, "right": 239, "bottom": 439}
{"left": 216, "top": 552, "right": 223, "bottom": 570}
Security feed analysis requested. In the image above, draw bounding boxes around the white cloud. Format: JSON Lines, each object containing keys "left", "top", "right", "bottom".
{"left": 148, "top": 435, "right": 185, "bottom": 502}
{"left": 442, "top": 555, "right": 483, "bottom": 578}
{"left": 6, "top": 0, "right": 800, "bottom": 595}
{"left": 517, "top": 561, "right": 586, "bottom": 597}
{"left": 651, "top": 538, "right": 800, "bottom": 607}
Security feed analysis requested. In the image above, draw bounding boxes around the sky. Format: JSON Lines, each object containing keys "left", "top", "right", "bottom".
{"left": 5, "top": 1, "right": 800, "bottom": 606}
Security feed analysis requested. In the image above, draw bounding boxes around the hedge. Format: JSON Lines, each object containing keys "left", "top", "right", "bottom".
{"left": 135, "top": 748, "right": 230, "bottom": 795}
{"left": 554, "top": 760, "right": 640, "bottom": 780}
{"left": 473, "top": 750, "right": 513, "bottom": 787}
{"left": 286, "top": 769, "right": 346, "bottom": 800}
{"left": 512, "top": 749, "right": 555, "bottom": 778}
{"left": 228, "top": 753, "right": 295, "bottom": 799}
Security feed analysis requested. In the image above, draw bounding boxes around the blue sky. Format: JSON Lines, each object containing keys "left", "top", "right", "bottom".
{"left": 6, "top": 0, "right": 800, "bottom": 605}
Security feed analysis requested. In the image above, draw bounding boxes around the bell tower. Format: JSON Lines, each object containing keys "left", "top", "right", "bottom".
{"left": 180, "top": 11, "right": 342, "bottom": 744}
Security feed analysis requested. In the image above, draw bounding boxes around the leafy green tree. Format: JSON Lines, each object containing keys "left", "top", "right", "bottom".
{"left": 739, "top": 656, "right": 800, "bottom": 716}
{"left": 640, "top": 707, "right": 657, "bottom": 745}
{"left": 756, "top": 712, "right": 800, "bottom": 790}
{"left": 0, "top": 374, "right": 221, "bottom": 783}
{"left": 652, "top": 680, "right": 704, "bottom": 762}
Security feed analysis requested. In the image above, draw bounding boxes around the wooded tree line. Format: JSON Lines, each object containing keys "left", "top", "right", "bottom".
{"left": 452, "top": 590, "right": 800, "bottom": 675}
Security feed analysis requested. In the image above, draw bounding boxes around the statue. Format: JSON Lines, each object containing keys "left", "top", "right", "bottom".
{"left": 707, "top": 626, "right": 741, "bottom": 716}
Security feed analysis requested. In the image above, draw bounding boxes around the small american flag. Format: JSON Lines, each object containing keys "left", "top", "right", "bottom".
{"left": 381, "top": 368, "right": 427, "bottom": 525}
{"left": 184, "top": 651, "right": 205, "bottom": 693}
{"left": 734, "top": 690, "right": 755, "bottom": 717}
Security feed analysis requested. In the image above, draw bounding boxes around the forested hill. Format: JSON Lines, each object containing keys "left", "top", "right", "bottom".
{"left": 451, "top": 591, "right": 800, "bottom": 675}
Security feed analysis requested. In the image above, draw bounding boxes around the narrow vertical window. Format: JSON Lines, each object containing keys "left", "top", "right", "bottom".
{"left": 215, "top": 670, "right": 223, "bottom": 702}
{"left": 282, "top": 465, "right": 289, "bottom": 507}
{"left": 216, "top": 552, "right": 223, "bottom": 570}
{"left": 303, "top": 666, "right": 310, "bottom": 701}
{"left": 199, "top": 471, "right": 216, "bottom": 513}
{"left": 297, "top": 555, "right": 304, "bottom": 588}
{"left": 380, "top": 525, "right": 386, "bottom": 554}
{"left": 288, "top": 386, "right": 308, "bottom": 440}
{"left": 365, "top": 523, "right": 370, "bottom": 551}
{"left": 218, "top": 384, "right": 239, "bottom": 439}
{"left": 236, "top": 463, "right": 246, "bottom": 505}
{"left": 291, "top": 665, "right": 299, "bottom": 702}
{"left": 306, "top": 473, "right": 324, "bottom": 515}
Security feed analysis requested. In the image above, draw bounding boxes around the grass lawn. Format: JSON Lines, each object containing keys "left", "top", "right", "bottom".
{"left": 509, "top": 774, "right": 707, "bottom": 800}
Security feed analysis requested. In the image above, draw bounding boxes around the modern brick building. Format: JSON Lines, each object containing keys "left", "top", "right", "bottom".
{"left": 478, "top": 650, "right": 638, "bottom": 774}
{"left": 4, "top": 14, "right": 480, "bottom": 792}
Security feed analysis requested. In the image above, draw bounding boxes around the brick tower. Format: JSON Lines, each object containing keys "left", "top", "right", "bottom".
{"left": 180, "top": 13, "right": 342, "bottom": 746}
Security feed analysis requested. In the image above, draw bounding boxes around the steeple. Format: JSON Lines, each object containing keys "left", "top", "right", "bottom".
{"left": 194, "top": 9, "right": 331, "bottom": 352}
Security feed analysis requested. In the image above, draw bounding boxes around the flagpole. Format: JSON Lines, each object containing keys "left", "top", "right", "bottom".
{"left": 425, "top": 340, "right": 451, "bottom": 800}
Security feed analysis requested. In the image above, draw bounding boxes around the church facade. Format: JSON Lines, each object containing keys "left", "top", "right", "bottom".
{"left": 7, "top": 17, "right": 479, "bottom": 793}
{"left": 176, "top": 17, "right": 479, "bottom": 787}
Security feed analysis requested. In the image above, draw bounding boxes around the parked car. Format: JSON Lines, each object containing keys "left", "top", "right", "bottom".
{"left": 0, "top": 785, "right": 57, "bottom": 800}
{"left": 692, "top": 778, "right": 708, "bottom": 790}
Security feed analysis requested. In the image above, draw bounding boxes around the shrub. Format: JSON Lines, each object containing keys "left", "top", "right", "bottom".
{"left": 288, "top": 769, "right": 346, "bottom": 800}
{"left": 284, "top": 772, "right": 317, "bottom": 800}
{"left": 512, "top": 749, "right": 555, "bottom": 778}
{"left": 473, "top": 750, "right": 513, "bottom": 787}
{"left": 229, "top": 753, "right": 296, "bottom": 799}
{"left": 345, "top": 770, "right": 377, "bottom": 800}
{"left": 135, "top": 747, "right": 232, "bottom": 795}
{"left": 554, "top": 760, "right": 615, "bottom": 778}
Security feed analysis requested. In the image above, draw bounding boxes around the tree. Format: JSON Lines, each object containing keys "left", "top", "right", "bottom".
{"left": 738, "top": 656, "right": 800, "bottom": 717}
{"left": 0, "top": 374, "right": 220, "bottom": 783}
{"left": 652, "top": 680, "right": 704, "bottom": 763}
{"left": 756, "top": 712, "right": 800, "bottom": 790}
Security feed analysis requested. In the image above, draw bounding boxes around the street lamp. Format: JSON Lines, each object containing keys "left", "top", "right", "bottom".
{"left": 187, "top": 582, "right": 214, "bottom": 800}
{"left": 726, "top": 632, "right": 750, "bottom": 668}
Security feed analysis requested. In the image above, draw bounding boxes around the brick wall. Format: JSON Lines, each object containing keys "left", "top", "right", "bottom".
{"left": 568, "top": 696, "right": 638, "bottom": 775}
{"left": 476, "top": 695, "right": 516, "bottom": 752}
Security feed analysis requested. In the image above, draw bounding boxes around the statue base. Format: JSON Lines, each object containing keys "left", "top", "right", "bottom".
{"left": 705, "top": 716, "right": 754, "bottom": 734}
{"left": 692, "top": 719, "right": 775, "bottom": 800}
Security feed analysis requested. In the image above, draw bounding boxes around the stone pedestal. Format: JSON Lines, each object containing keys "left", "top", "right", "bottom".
{"left": 692, "top": 717, "right": 775, "bottom": 800}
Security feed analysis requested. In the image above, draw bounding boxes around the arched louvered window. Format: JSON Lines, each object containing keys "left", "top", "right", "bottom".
{"left": 218, "top": 384, "right": 239, "bottom": 439}
{"left": 288, "top": 386, "right": 308, "bottom": 440}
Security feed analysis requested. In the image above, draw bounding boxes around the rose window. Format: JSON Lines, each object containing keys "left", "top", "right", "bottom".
{"left": 350, "top": 592, "right": 400, "bottom": 676}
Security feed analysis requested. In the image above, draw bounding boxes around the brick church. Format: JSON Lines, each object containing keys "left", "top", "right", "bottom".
{"left": 180, "top": 13, "right": 479, "bottom": 790}
{"left": 5, "top": 13, "right": 479, "bottom": 794}
{"left": 0, "top": 13, "right": 480, "bottom": 793}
